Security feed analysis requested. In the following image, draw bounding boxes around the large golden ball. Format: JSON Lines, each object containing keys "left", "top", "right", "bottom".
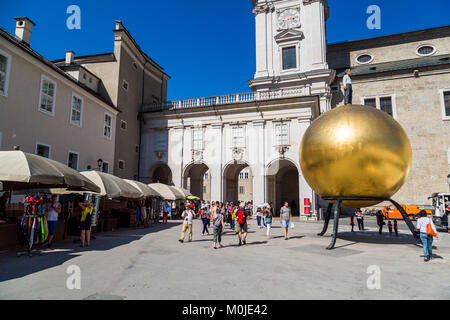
{"left": 299, "top": 104, "right": 412, "bottom": 208}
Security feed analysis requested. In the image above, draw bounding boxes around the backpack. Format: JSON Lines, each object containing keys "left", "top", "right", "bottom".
{"left": 214, "top": 214, "right": 222, "bottom": 227}
{"left": 237, "top": 209, "right": 246, "bottom": 224}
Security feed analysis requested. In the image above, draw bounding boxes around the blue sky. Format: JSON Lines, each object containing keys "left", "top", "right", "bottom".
{"left": 1, "top": 0, "right": 449, "bottom": 101}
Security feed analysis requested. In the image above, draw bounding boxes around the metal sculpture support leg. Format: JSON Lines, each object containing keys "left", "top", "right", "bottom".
{"left": 327, "top": 199, "right": 342, "bottom": 250}
{"left": 389, "top": 199, "right": 419, "bottom": 238}
{"left": 318, "top": 203, "right": 333, "bottom": 236}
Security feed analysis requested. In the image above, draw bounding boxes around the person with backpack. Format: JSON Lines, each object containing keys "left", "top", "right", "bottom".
{"left": 179, "top": 205, "right": 194, "bottom": 243}
{"left": 280, "top": 202, "right": 292, "bottom": 240}
{"left": 236, "top": 202, "right": 249, "bottom": 246}
{"left": 416, "top": 210, "right": 438, "bottom": 262}
{"left": 211, "top": 203, "right": 225, "bottom": 249}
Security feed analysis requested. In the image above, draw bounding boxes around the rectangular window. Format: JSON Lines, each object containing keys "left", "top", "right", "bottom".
{"left": 232, "top": 126, "right": 245, "bottom": 148}
{"left": 36, "top": 143, "right": 50, "bottom": 158}
{"left": 102, "top": 161, "right": 109, "bottom": 173}
{"left": 275, "top": 123, "right": 289, "bottom": 146}
{"left": 70, "top": 94, "right": 83, "bottom": 126}
{"left": 120, "top": 120, "right": 127, "bottom": 131}
{"left": 0, "top": 49, "right": 12, "bottom": 96}
{"left": 155, "top": 131, "right": 168, "bottom": 151}
{"left": 118, "top": 160, "right": 125, "bottom": 169}
{"left": 103, "top": 113, "right": 112, "bottom": 139}
{"left": 239, "top": 172, "right": 244, "bottom": 179}
{"left": 38, "top": 75, "right": 56, "bottom": 115}
{"left": 192, "top": 127, "right": 203, "bottom": 150}
{"left": 364, "top": 98, "right": 377, "bottom": 108}
{"left": 204, "top": 172, "right": 209, "bottom": 179}
{"left": 245, "top": 172, "right": 249, "bottom": 179}
{"left": 444, "top": 91, "right": 450, "bottom": 118}
{"left": 239, "top": 186, "right": 245, "bottom": 194}
{"left": 282, "top": 46, "right": 297, "bottom": 70}
{"left": 68, "top": 152, "right": 79, "bottom": 170}
{"left": 202, "top": 186, "right": 207, "bottom": 193}
{"left": 379, "top": 97, "right": 393, "bottom": 116}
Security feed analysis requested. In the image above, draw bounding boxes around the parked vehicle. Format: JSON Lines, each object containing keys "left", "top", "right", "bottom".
{"left": 381, "top": 204, "right": 432, "bottom": 221}
{"left": 428, "top": 193, "right": 450, "bottom": 228}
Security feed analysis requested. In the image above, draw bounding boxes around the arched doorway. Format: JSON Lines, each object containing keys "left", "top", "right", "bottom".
{"left": 266, "top": 159, "right": 299, "bottom": 216}
{"left": 223, "top": 161, "right": 253, "bottom": 203}
{"left": 183, "top": 162, "right": 210, "bottom": 201}
{"left": 151, "top": 163, "right": 173, "bottom": 185}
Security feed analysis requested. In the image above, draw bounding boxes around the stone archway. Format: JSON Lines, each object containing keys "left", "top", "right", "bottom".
{"left": 266, "top": 159, "right": 300, "bottom": 216}
{"left": 223, "top": 161, "right": 253, "bottom": 203}
{"left": 183, "top": 162, "right": 210, "bottom": 201}
{"left": 150, "top": 163, "right": 173, "bottom": 185}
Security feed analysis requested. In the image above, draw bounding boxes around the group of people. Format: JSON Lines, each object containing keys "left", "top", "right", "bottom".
{"left": 178, "top": 200, "right": 294, "bottom": 249}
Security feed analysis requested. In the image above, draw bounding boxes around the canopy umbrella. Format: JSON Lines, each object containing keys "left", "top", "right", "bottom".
{"left": 186, "top": 195, "right": 200, "bottom": 201}
{"left": 256, "top": 203, "right": 270, "bottom": 208}
{"left": 124, "top": 179, "right": 161, "bottom": 199}
{"left": 0, "top": 151, "right": 100, "bottom": 192}
{"left": 80, "top": 171, "right": 141, "bottom": 199}
{"left": 171, "top": 186, "right": 193, "bottom": 198}
{"left": 148, "top": 183, "right": 184, "bottom": 201}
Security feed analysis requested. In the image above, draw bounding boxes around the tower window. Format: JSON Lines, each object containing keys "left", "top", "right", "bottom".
{"left": 417, "top": 45, "right": 436, "bottom": 56}
{"left": 356, "top": 54, "right": 373, "bottom": 64}
{"left": 282, "top": 46, "right": 297, "bottom": 70}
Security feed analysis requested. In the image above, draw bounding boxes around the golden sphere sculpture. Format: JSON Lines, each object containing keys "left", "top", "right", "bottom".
{"left": 299, "top": 104, "right": 412, "bottom": 208}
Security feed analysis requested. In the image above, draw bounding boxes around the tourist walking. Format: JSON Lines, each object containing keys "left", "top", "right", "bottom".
{"left": 280, "top": 202, "right": 292, "bottom": 240}
{"left": 162, "top": 200, "right": 169, "bottom": 224}
{"left": 236, "top": 203, "right": 249, "bottom": 246}
{"left": 376, "top": 210, "right": 385, "bottom": 234}
{"left": 211, "top": 203, "right": 225, "bottom": 249}
{"left": 355, "top": 208, "right": 364, "bottom": 230}
{"left": 350, "top": 216, "right": 355, "bottom": 232}
{"left": 393, "top": 220, "right": 398, "bottom": 236}
{"left": 343, "top": 68, "right": 352, "bottom": 104}
{"left": 416, "top": 210, "right": 438, "bottom": 262}
{"left": 388, "top": 220, "right": 393, "bottom": 235}
{"left": 46, "top": 195, "right": 61, "bottom": 248}
{"left": 256, "top": 207, "right": 262, "bottom": 229}
{"left": 264, "top": 205, "right": 272, "bottom": 239}
{"left": 201, "top": 205, "right": 210, "bottom": 236}
{"left": 179, "top": 205, "right": 194, "bottom": 243}
{"left": 78, "top": 199, "right": 93, "bottom": 248}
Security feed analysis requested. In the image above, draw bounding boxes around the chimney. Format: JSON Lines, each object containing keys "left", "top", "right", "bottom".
{"left": 115, "top": 20, "right": 123, "bottom": 30}
{"left": 65, "top": 51, "right": 75, "bottom": 65}
{"left": 14, "top": 17, "right": 36, "bottom": 46}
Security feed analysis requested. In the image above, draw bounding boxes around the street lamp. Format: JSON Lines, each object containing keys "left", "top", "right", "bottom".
{"left": 97, "top": 158, "right": 103, "bottom": 171}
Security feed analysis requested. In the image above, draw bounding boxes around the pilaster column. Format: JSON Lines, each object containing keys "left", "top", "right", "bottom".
{"left": 251, "top": 119, "right": 266, "bottom": 206}
{"left": 209, "top": 123, "right": 223, "bottom": 202}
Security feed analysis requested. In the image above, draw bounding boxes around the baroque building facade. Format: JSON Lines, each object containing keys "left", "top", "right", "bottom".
{"left": 140, "top": 0, "right": 450, "bottom": 217}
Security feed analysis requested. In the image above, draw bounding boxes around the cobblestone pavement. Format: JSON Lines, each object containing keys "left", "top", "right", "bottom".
{"left": 0, "top": 217, "right": 449, "bottom": 300}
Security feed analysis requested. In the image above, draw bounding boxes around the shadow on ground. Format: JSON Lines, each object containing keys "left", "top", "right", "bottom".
{"left": 0, "top": 221, "right": 181, "bottom": 282}
{"left": 336, "top": 231, "right": 419, "bottom": 245}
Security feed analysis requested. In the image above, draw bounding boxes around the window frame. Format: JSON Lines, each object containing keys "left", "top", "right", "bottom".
{"left": 38, "top": 74, "right": 57, "bottom": 116}
{"left": 192, "top": 127, "right": 204, "bottom": 151}
{"left": 70, "top": 92, "right": 83, "bottom": 127}
{"left": 35, "top": 141, "right": 51, "bottom": 158}
{"left": 274, "top": 122, "right": 290, "bottom": 147}
{"left": 439, "top": 89, "right": 450, "bottom": 121}
{"left": 416, "top": 44, "right": 437, "bottom": 57}
{"left": 67, "top": 150, "right": 79, "bottom": 170}
{"left": 360, "top": 95, "right": 397, "bottom": 119}
{"left": 355, "top": 53, "right": 374, "bottom": 65}
{"left": 155, "top": 130, "right": 168, "bottom": 152}
{"left": 103, "top": 112, "right": 113, "bottom": 140}
{"left": 118, "top": 160, "right": 125, "bottom": 170}
{"left": 239, "top": 186, "right": 245, "bottom": 194}
{"left": 280, "top": 45, "right": 298, "bottom": 71}
{"left": 102, "top": 161, "right": 110, "bottom": 173}
{"left": 0, "top": 48, "right": 12, "bottom": 97}
{"left": 120, "top": 120, "right": 127, "bottom": 131}
{"left": 231, "top": 126, "right": 245, "bottom": 148}
{"left": 122, "top": 80, "right": 129, "bottom": 91}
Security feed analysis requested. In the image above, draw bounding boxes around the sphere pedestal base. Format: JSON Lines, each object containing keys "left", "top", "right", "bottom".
{"left": 318, "top": 197, "right": 419, "bottom": 250}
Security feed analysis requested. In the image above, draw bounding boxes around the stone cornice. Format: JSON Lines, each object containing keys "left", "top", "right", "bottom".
{"left": 253, "top": 4, "right": 275, "bottom": 15}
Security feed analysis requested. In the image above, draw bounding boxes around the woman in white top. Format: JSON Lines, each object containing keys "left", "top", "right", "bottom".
{"left": 416, "top": 210, "right": 438, "bottom": 262}
{"left": 46, "top": 195, "right": 61, "bottom": 249}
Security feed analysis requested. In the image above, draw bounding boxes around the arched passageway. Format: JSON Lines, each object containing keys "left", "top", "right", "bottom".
{"left": 151, "top": 163, "right": 173, "bottom": 185}
{"left": 183, "top": 162, "right": 210, "bottom": 200}
{"left": 266, "top": 159, "right": 300, "bottom": 216}
{"left": 223, "top": 162, "right": 253, "bottom": 203}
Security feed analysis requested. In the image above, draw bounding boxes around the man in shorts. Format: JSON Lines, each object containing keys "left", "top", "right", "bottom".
{"left": 280, "top": 202, "right": 292, "bottom": 240}
{"left": 236, "top": 203, "right": 249, "bottom": 246}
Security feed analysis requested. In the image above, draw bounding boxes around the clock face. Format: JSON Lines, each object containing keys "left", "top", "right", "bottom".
{"left": 278, "top": 9, "right": 300, "bottom": 29}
